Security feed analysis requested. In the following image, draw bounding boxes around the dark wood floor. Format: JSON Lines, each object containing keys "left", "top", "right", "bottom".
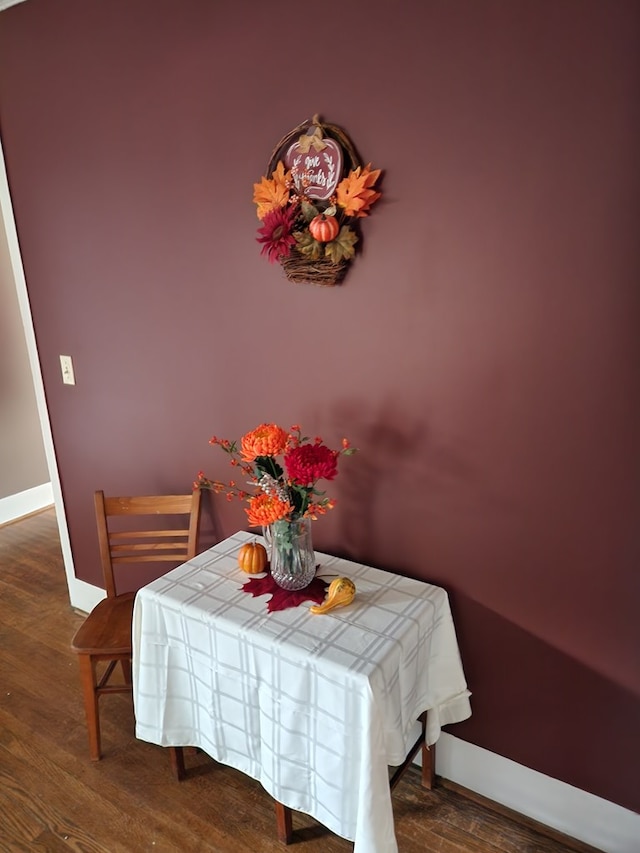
{"left": 0, "top": 509, "right": 601, "bottom": 853}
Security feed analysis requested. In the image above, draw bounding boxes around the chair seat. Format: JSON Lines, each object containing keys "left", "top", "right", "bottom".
{"left": 71, "top": 592, "right": 135, "bottom": 656}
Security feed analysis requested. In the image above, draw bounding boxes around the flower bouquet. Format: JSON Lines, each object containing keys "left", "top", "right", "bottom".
{"left": 196, "top": 423, "right": 356, "bottom": 590}
{"left": 253, "top": 115, "right": 382, "bottom": 286}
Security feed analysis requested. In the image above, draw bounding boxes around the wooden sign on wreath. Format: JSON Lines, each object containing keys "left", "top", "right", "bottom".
{"left": 253, "top": 115, "right": 382, "bottom": 286}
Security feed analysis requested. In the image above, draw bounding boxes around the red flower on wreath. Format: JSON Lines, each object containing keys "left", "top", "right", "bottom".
{"left": 256, "top": 205, "right": 297, "bottom": 263}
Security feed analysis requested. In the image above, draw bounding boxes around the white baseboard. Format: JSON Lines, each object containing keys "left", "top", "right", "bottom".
{"left": 0, "top": 482, "right": 53, "bottom": 525}
{"left": 67, "top": 576, "right": 105, "bottom": 614}
{"left": 434, "top": 732, "right": 640, "bottom": 853}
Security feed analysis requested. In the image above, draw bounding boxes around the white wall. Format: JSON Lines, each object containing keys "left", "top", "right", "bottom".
{"left": 0, "top": 177, "right": 50, "bottom": 508}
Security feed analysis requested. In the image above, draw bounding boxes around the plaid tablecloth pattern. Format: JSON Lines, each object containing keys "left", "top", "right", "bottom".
{"left": 132, "top": 531, "right": 471, "bottom": 853}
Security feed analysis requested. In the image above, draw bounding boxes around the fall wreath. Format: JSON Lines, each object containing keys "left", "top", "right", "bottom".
{"left": 253, "top": 115, "right": 382, "bottom": 286}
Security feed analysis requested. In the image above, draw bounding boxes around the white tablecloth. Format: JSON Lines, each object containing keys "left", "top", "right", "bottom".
{"left": 132, "top": 531, "right": 471, "bottom": 853}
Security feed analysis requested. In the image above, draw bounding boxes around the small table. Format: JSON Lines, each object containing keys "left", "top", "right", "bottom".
{"left": 132, "top": 531, "right": 471, "bottom": 853}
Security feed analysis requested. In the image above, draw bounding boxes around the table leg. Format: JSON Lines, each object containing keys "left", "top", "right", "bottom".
{"left": 274, "top": 801, "right": 293, "bottom": 844}
{"left": 421, "top": 741, "right": 435, "bottom": 789}
{"left": 168, "top": 746, "right": 186, "bottom": 781}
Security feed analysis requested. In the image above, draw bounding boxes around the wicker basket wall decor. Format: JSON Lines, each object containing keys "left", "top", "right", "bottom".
{"left": 253, "top": 115, "right": 382, "bottom": 287}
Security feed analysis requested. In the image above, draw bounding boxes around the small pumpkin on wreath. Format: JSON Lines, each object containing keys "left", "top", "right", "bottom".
{"left": 253, "top": 115, "right": 382, "bottom": 286}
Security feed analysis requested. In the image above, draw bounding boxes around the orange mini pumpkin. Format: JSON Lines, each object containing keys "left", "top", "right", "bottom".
{"left": 238, "top": 541, "right": 268, "bottom": 573}
{"left": 309, "top": 213, "right": 340, "bottom": 243}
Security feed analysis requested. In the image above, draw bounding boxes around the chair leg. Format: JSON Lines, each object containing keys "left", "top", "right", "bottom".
{"left": 120, "top": 657, "right": 132, "bottom": 685}
{"left": 274, "top": 801, "right": 293, "bottom": 844}
{"left": 77, "top": 654, "right": 101, "bottom": 761}
{"left": 168, "top": 746, "right": 186, "bottom": 781}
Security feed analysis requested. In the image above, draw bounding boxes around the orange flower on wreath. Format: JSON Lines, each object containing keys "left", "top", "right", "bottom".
{"left": 246, "top": 493, "right": 293, "bottom": 527}
{"left": 253, "top": 161, "right": 291, "bottom": 220}
{"left": 241, "top": 423, "right": 289, "bottom": 462}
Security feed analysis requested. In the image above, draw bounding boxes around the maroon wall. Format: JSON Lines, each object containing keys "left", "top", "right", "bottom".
{"left": 1, "top": 0, "right": 638, "bottom": 814}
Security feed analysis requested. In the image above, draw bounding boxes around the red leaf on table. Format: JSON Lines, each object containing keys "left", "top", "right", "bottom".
{"left": 241, "top": 568, "right": 328, "bottom": 613}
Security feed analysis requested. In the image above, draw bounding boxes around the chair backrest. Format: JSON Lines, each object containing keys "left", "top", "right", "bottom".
{"left": 95, "top": 489, "right": 202, "bottom": 598}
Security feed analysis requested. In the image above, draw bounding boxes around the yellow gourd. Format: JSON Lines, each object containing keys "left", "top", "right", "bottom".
{"left": 310, "top": 577, "right": 356, "bottom": 614}
{"left": 238, "top": 541, "right": 268, "bottom": 574}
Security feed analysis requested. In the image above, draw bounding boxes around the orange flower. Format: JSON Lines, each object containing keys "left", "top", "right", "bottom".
{"left": 241, "top": 423, "right": 289, "bottom": 462}
{"left": 246, "top": 493, "right": 293, "bottom": 527}
{"left": 335, "top": 163, "right": 381, "bottom": 218}
{"left": 253, "top": 161, "right": 291, "bottom": 220}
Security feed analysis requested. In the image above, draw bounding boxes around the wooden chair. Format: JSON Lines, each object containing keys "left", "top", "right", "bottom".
{"left": 71, "top": 489, "right": 202, "bottom": 761}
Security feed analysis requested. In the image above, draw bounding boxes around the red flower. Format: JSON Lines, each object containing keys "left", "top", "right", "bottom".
{"left": 285, "top": 443, "right": 338, "bottom": 485}
{"left": 256, "top": 206, "right": 297, "bottom": 263}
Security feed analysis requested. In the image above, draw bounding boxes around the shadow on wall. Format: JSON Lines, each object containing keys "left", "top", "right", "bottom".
{"left": 197, "top": 487, "right": 223, "bottom": 552}
{"left": 327, "top": 396, "right": 480, "bottom": 565}
{"left": 320, "top": 398, "right": 639, "bottom": 814}
{"left": 335, "top": 408, "right": 426, "bottom": 561}
{"left": 448, "top": 593, "right": 640, "bottom": 814}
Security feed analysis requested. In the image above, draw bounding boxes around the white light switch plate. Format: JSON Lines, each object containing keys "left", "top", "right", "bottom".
{"left": 60, "top": 355, "right": 75, "bottom": 385}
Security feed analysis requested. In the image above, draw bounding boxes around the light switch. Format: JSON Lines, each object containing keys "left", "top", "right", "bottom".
{"left": 60, "top": 355, "right": 75, "bottom": 385}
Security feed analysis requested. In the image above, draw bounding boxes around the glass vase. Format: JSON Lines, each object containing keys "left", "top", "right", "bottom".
{"left": 269, "top": 517, "right": 316, "bottom": 591}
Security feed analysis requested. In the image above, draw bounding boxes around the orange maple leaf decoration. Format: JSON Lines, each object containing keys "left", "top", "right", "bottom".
{"left": 335, "top": 163, "right": 382, "bottom": 218}
{"left": 253, "top": 161, "right": 291, "bottom": 220}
